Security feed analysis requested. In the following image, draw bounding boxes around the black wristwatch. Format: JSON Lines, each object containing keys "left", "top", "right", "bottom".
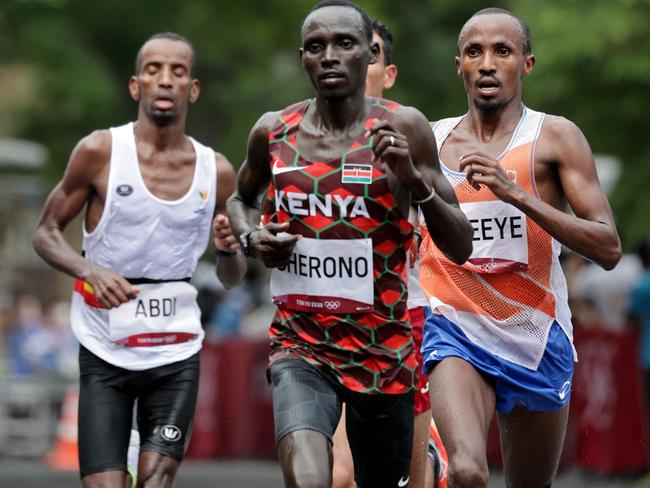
{"left": 239, "top": 226, "right": 260, "bottom": 258}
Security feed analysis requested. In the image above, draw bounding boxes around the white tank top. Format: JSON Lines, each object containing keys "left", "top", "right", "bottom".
{"left": 70, "top": 122, "right": 217, "bottom": 370}
{"left": 420, "top": 108, "right": 575, "bottom": 370}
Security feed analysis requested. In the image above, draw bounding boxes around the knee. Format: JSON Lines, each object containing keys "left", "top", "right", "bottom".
{"left": 332, "top": 463, "right": 355, "bottom": 488}
{"left": 137, "top": 459, "right": 178, "bottom": 488}
{"left": 447, "top": 459, "right": 489, "bottom": 488}
{"left": 288, "top": 466, "right": 331, "bottom": 488}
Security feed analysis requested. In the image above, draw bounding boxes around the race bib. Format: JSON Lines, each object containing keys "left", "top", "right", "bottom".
{"left": 271, "top": 236, "right": 374, "bottom": 314}
{"left": 108, "top": 281, "right": 201, "bottom": 347}
{"left": 462, "top": 200, "right": 528, "bottom": 273}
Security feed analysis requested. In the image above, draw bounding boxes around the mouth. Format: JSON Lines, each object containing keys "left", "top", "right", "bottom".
{"left": 319, "top": 71, "right": 346, "bottom": 82}
{"left": 153, "top": 94, "right": 175, "bottom": 110}
{"left": 476, "top": 78, "right": 501, "bottom": 96}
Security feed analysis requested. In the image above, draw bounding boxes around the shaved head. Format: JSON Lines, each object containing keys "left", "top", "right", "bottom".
{"left": 458, "top": 8, "right": 531, "bottom": 54}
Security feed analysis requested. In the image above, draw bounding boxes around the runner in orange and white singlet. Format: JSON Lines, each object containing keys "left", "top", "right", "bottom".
{"left": 227, "top": 2, "right": 473, "bottom": 486}
{"left": 419, "top": 8, "right": 621, "bottom": 488}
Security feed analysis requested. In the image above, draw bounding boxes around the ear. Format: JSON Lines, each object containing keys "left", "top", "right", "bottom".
{"left": 383, "top": 64, "right": 398, "bottom": 91}
{"left": 299, "top": 47, "right": 305, "bottom": 69}
{"left": 369, "top": 41, "right": 380, "bottom": 65}
{"left": 522, "top": 53, "right": 535, "bottom": 77}
{"left": 189, "top": 79, "right": 201, "bottom": 104}
{"left": 455, "top": 56, "right": 461, "bottom": 78}
{"left": 128, "top": 76, "right": 140, "bottom": 102}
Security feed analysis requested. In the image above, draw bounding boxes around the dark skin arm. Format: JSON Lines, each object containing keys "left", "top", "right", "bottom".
{"left": 460, "top": 116, "right": 621, "bottom": 270}
{"left": 226, "top": 112, "right": 301, "bottom": 268}
{"left": 367, "top": 106, "right": 473, "bottom": 265}
{"left": 32, "top": 130, "right": 139, "bottom": 308}
{"left": 212, "top": 152, "right": 247, "bottom": 288}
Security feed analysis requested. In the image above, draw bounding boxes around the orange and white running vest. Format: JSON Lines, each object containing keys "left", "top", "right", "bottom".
{"left": 69, "top": 122, "right": 216, "bottom": 370}
{"left": 420, "top": 108, "right": 575, "bottom": 370}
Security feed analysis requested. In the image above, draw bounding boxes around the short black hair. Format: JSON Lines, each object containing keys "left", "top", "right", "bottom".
{"left": 372, "top": 18, "right": 394, "bottom": 65}
{"left": 305, "top": 0, "right": 373, "bottom": 42}
{"left": 459, "top": 8, "right": 532, "bottom": 55}
{"left": 134, "top": 32, "right": 196, "bottom": 76}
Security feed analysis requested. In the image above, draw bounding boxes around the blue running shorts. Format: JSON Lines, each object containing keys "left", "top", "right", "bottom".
{"left": 422, "top": 312, "right": 574, "bottom": 413}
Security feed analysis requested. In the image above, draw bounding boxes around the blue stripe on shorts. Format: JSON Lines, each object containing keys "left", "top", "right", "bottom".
{"left": 421, "top": 312, "right": 574, "bottom": 413}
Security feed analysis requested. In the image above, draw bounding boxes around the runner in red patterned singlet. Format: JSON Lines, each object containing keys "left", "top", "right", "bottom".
{"left": 227, "top": 2, "right": 472, "bottom": 487}
{"left": 262, "top": 98, "right": 416, "bottom": 395}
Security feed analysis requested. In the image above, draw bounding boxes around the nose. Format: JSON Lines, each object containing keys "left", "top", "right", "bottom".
{"left": 158, "top": 66, "right": 173, "bottom": 88}
{"left": 478, "top": 51, "right": 496, "bottom": 74}
{"left": 322, "top": 44, "right": 339, "bottom": 66}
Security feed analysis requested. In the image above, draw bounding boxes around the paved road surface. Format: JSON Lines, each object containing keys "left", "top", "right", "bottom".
{"left": 1, "top": 459, "right": 647, "bottom": 487}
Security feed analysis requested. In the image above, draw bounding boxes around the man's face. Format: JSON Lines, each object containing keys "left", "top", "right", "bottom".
{"left": 365, "top": 32, "right": 397, "bottom": 98}
{"left": 300, "top": 6, "right": 376, "bottom": 100}
{"left": 129, "top": 38, "right": 199, "bottom": 126}
{"left": 456, "top": 13, "right": 534, "bottom": 114}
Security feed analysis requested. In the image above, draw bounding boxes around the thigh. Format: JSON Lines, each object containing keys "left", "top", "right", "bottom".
{"left": 78, "top": 346, "right": 134, "bottom": 479}
{"left": 269, "top": 358, "right": 342, "bottom": 443}
{"left": 346, "top": 390, "right": 414, "bottom": 488}
{"left": 136, "top": 353, "right": 200, "bottom": 463}
{"left": 428, "top": 357, "right": 495, "bottom": 477}
{"left": 270, "top": 359, "right": 342, "bottom": 487}
{"left": 497, "top": 405, "right": 569, "bottom": 488}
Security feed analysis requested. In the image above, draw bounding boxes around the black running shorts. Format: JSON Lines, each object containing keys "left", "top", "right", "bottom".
{"left": 270, "top": 358, "right": 414, "bottom": 488}
{"left": 78, "top": 345, "right": 199, "bottom": 478}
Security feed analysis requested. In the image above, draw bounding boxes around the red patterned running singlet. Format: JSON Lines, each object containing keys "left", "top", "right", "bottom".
{"left": 262, "top": 98, "right": 416, "bottom": 394}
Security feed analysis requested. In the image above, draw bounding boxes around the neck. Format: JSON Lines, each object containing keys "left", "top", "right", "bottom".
{"left": 466, "top": 96, "right": 524, "bottom": 142}
{"left": 134, "top": 109, "right": 187, "bottom": 150}
{"left": 312, "top": 88, "right": 368, "bottom": 133}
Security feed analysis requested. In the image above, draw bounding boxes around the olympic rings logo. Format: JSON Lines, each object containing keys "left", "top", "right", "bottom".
{"left": 324, "top": 301, "right": 341, "bottom": 310}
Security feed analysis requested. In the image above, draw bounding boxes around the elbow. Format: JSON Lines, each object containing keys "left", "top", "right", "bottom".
{"left": 600, "top": 241, "right": 622, "bottom": 271}
{"left": 447, "top": 225, "right": 474, "bottom": 265}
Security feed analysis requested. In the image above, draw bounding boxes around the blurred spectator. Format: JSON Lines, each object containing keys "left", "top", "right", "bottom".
{"left": 5, "top": 294, "right": 78, "bottom": 380}
{"left": 628, "top": 237, "right": 650, "bottom": 397}
{"left": 569, "top": 251, "right": 642, "bottom": 329}
{"left": 192, "top": 260, "right": 269, "bottom": 340}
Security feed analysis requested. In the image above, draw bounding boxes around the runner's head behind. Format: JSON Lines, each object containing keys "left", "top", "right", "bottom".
{"left": 300, "top": 0, "right": 379, "bottom": 101}
{"left": 365, "top": 18, "right": 398, "bottom": 98}
{"left": 456, "top": 8, "right": 535, "bottom": 115}
{"left": 129, "top": 32, "right": 200, "bottom": 127}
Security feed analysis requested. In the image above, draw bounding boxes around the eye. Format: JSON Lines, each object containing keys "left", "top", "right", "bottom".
{"left": 340, "top": 38, "right": 354, "bottom": 49}
{"left": 496, "top": 47, "right": 510, "bottom": 56}
{"left": 306, "top": 42, "right": 323, "bottom": 54}
{"left": 173, "top": 67, "right": 187, "bottom": 77}
{"left": 145, "top": 65, "right": 158, "bottom": 75}
{"left": 467, "top": 47, "right": 480, "bottom": 57}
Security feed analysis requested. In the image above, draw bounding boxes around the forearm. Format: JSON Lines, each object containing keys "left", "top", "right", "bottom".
{"left": 32, "top": 225, "right": 94, "bottom": 280}
{"left": 512, "top": 190, "right": 621, "bottom": 270}
{"left": 215, "top": 252, "right": 247, "bottom": 289}
{"left": 412, "top": 179, "right": 473, "bottom": 264}
{"left": 226, "top": 193, "right": 261, "bottom": 239}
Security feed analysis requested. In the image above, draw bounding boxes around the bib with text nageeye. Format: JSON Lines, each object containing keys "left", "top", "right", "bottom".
{"left": 271, "top": 235, "right": 374, "bottom": 314}
{"left": 462, "top": 200, "right": 528, "bottom": 273}
{"left": 108, "top": 281, "right": 202, "bottom": 347}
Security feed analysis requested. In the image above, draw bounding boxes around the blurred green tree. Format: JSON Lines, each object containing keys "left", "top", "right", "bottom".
{"left": 0, "top": 0, "right": 648, "bottom": 247}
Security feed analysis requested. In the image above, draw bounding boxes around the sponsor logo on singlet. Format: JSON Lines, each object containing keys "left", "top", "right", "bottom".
{"left": 116, "top": 184, "right": 133, "bottom": 196}
{"left": 159, "top": 424, "right": 182, "bottom": 442}
{"left": 398, "top": 475, "right": 410, "bottom": 487}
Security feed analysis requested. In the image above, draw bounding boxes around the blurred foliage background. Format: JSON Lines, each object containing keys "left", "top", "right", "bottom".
{"left": 0, "top": 0, "right": 648, "bottom": 247}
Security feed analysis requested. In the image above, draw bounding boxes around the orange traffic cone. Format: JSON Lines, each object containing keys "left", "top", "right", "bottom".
{"left": 44, "top": 386, "right": 79, "bottom": 471}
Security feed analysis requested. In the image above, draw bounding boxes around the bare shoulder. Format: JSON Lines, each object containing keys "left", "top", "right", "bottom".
{"left": 74, "top": 129, "right": 111, "bottom": 163}
{"left": 251, "top": 110, "right": 281, "bottom": 138}
{"left": 538, "top": 114, "right": 592, "bottom": 163}
{"left": 393, "top": 104, "right": 431, "bottom": 136}
{"left": 214, "top": 151, "right": 235, "bottom": 175}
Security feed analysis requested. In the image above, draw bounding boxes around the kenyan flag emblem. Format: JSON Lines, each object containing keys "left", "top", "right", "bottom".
{"left": 341, "top": 163, "right": 373, "bottom": 184}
